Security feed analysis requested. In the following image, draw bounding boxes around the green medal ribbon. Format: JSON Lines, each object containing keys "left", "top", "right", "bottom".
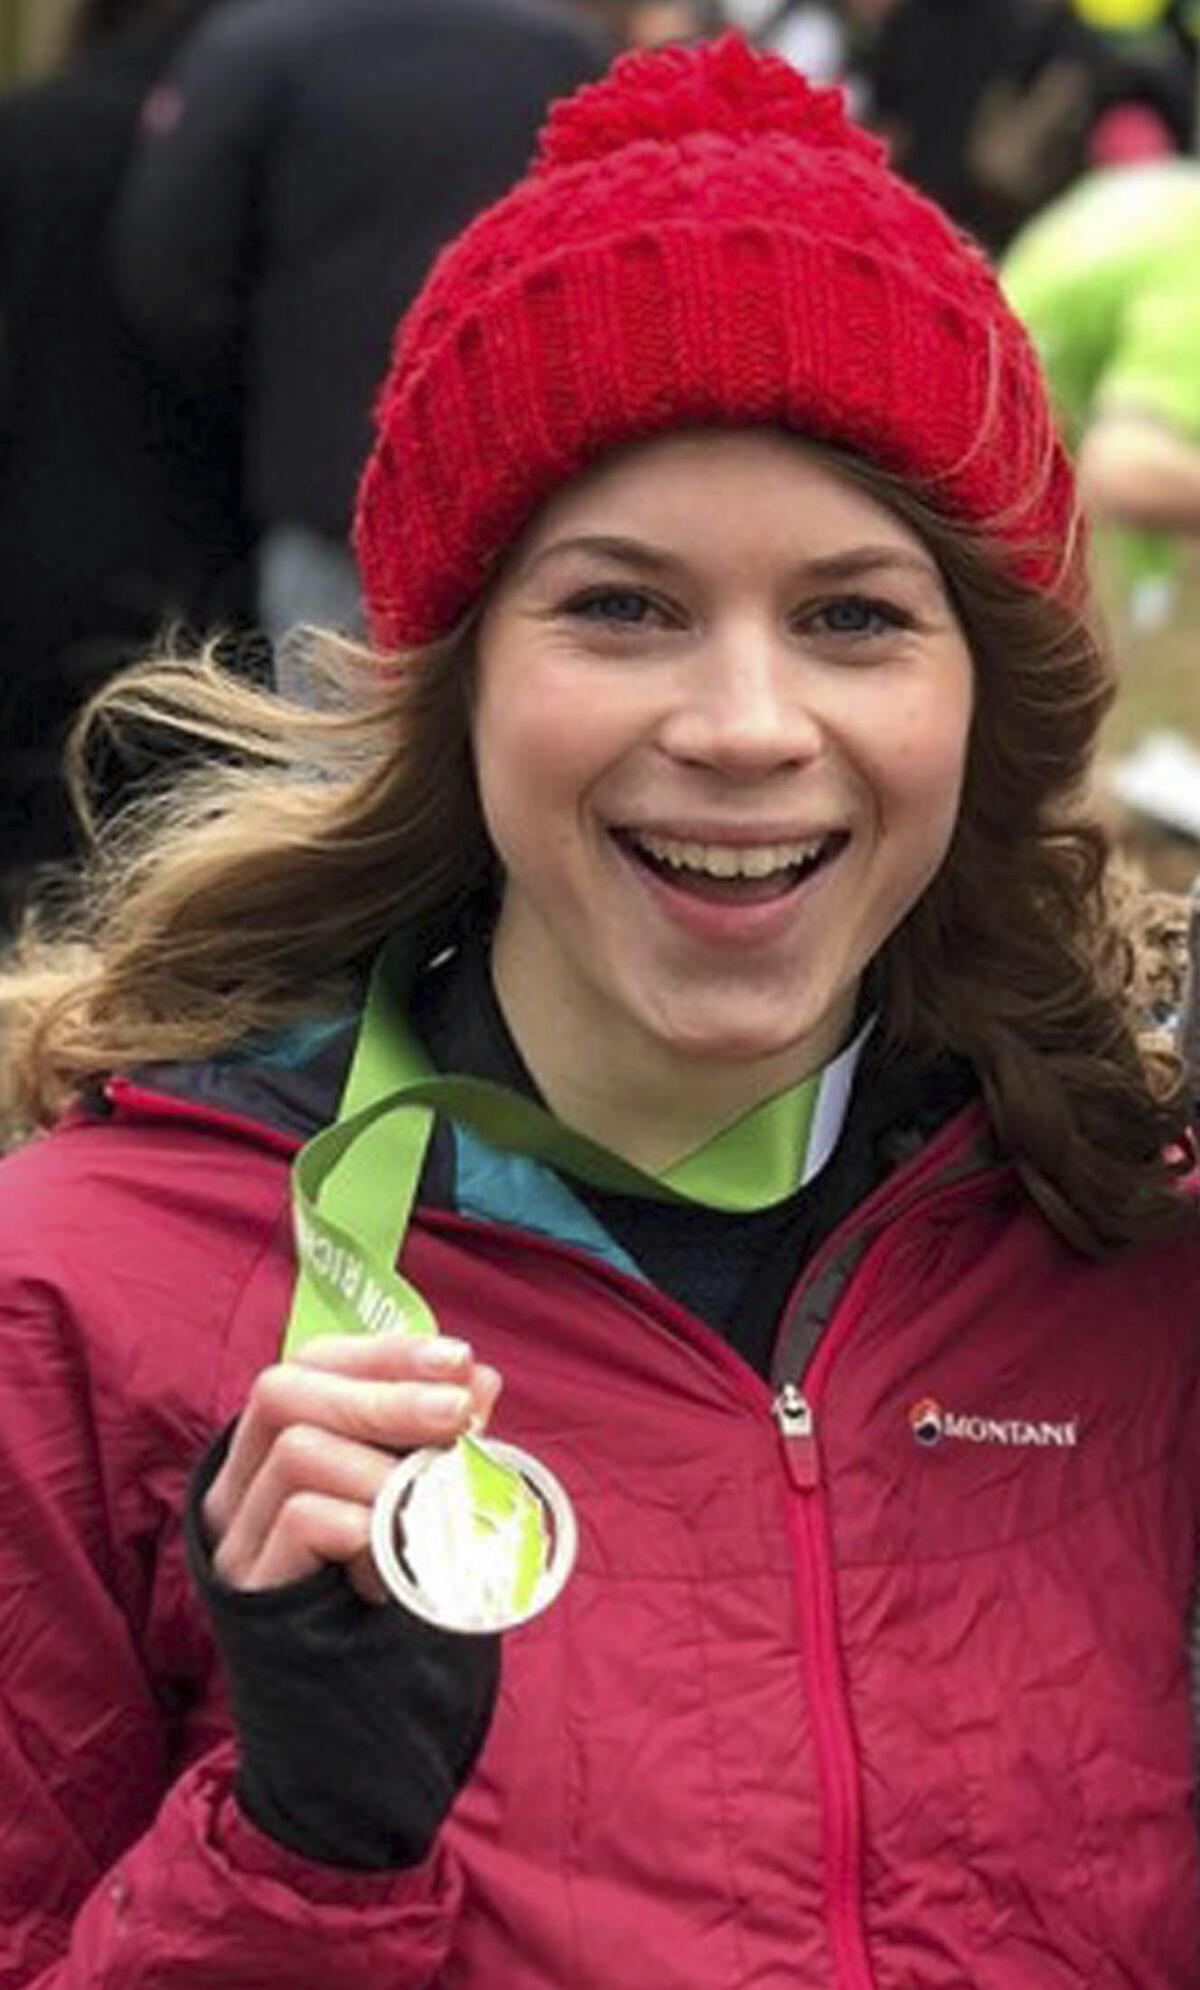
{"left": 283, "top": 933, "right": 868, "bottom": 1615}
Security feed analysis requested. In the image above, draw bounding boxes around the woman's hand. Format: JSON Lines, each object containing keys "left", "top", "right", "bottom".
{"left": 203, "top": 1332, "right": 502, "bottom": 1597}
{"left": 187, "top": 1333, "right": 504, "bottom": 1868}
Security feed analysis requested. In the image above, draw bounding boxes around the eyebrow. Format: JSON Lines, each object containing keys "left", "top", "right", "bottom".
{"left": 516, "top": 533, "right": 944, "bottom": 588}
{"left": 516, "top": 534, "right": 679, "bottom": 582}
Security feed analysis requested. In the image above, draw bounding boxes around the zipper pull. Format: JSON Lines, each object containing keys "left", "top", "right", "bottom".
{"left": 774, "top": 1383, "right": 820, "bottom": 1490}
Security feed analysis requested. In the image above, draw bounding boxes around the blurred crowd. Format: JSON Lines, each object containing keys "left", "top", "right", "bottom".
{"left": 1, "top": 0, "right": 1199, "bottom": 924}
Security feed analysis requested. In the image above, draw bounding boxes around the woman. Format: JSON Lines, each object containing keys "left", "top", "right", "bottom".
{"left": 1, "top": 34, "right": 1198, "bottom": 1989}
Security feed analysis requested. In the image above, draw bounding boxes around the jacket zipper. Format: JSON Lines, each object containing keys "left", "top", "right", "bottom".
{"left": 765, "top": 1145, "right": 1006, "bottom": 1990}
{"left": 774, "top": 1381, "right": 818, "bottom": 1488}
{"left": 773, "top": 1384, "right": 876, "bottom": 1990}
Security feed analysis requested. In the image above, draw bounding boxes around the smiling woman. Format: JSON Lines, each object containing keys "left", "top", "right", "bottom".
{"left": 1, "top": 31, "right": 1199, "bottom": 1990}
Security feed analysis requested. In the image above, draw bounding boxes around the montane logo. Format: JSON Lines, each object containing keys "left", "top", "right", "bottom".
{"left": 908, "top": 1396, "right": 1079, "bottom": 1450}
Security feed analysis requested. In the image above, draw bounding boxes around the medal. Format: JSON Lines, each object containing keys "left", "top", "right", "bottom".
{"left": 370, "top": 1435, "right": 578, "bottom": 1633}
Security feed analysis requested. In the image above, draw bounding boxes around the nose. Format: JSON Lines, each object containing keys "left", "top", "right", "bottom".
{"left": 657, "top": 622, "right": 825, "bottom": 776}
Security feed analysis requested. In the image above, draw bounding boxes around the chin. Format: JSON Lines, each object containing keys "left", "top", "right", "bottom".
{"left": 644, "top": 1007, "right": 828, "bottom": 1070}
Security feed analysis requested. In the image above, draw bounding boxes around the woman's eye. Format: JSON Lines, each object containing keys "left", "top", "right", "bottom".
{"left": 807, "top": 596, "right": 911, "bottom": 639}
{"left": 563, "top": 587, "right": 664, "bottom": 629}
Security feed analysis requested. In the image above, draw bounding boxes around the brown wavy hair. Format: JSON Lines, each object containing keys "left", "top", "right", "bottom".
{"left": 0, "top": 440, "right": 1191, "bottom": 1252}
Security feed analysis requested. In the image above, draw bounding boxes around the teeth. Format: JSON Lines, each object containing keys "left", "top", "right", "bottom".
{"left": 632, "top": 832, "right": 828, "bottom": 879}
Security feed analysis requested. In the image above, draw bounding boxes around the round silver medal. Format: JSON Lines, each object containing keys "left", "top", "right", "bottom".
{"left": 370, "top": 1437, "right": 577, "bottom": 1634}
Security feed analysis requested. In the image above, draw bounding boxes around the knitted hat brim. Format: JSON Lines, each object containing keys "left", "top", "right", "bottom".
{"left": 356, "top": 223, "right": 1074, "bottom": 650}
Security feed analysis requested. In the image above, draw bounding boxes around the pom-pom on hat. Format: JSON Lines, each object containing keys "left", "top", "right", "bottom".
{"left": 355, "top": 34, "right": 1078, "bottom": 650}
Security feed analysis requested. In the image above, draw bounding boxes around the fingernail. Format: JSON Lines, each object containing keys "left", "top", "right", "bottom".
{"left": 426, "top": 1384, "right": 471, "bottom": 1425}
{"left": 414, "top": 1338, "right": 471, "bottom": 1374}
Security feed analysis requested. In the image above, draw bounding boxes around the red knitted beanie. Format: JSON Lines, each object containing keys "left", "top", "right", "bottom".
{"left": 355, "top": 33, "right": 1078, "bottom": 650}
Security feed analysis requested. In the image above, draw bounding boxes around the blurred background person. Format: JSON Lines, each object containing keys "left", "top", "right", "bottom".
{"left": 1003, "top": 121, "right": 1200, "bottom": 613}
{"left": 111, "top": 0, "right": 609, "bottom": 703}
{"left": 853, "top": 0, "right": 1193, "bottom": 251}
{"left": 0, "top": 0, "right": 251, "bottom": 928}
{"left": 1003, "top": 120, "right": 1200, "bottom": 840}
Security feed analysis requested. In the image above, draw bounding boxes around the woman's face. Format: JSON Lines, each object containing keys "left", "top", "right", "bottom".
{"left": 473, "top": 430, "right": 973, "bottom": 1084}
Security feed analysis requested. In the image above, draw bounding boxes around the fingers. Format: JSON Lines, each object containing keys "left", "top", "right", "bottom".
{"left": 470, "top": 1361, "right": 503, "bottom": 1434}
{"left": 206, "top": 1331, "right": 475, "bottom": 1534}
{"left": 231, "top": 1487, "right": 375, "bottom": 1592}
{"left": 211, "top": 1424, "right": 399, "bottom": 1588}
{"left": 202, "top": 1331, "right": 504, "bottom": 1593}
{"left": 293, "top": 1334, "right": 503, "bottom": 1431}
{"left": 293, "top": 1331, "right": 474, "bottom": 1378}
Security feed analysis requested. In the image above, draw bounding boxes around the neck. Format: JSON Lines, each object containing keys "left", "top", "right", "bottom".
{"left": 490, "top": 927, "right": 853, "bottom": 1175}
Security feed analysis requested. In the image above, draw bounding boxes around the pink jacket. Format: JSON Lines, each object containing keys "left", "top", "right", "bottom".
{"left": 2, "top": 1074, "right": 1200, "bottom": 1987}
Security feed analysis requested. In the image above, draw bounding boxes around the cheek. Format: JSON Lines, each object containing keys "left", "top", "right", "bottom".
{"left": 472, "top": 687, "right": 592, "bottom": 867}
{"left": 475, "top": 653, "right": 639, "bottom": 808}
{"left": 884, "top": 680, "right": 973, "bottom": 813}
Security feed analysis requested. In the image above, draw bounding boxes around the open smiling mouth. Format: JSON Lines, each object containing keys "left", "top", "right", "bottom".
{"left": 612, "top": 829, "right": 849, "bottom": 904}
